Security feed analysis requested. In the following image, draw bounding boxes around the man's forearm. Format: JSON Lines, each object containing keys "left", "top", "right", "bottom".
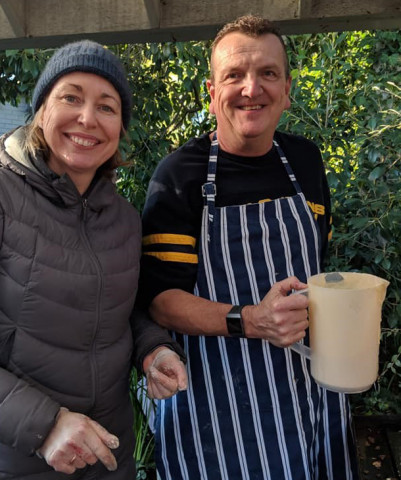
{"left": 150, "top": 289, "right": 232, "bottom": 336}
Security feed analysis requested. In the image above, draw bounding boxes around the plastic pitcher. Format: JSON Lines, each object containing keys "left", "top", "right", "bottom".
{"left": 291, "top": 272, "right": 389, "bottom": 393}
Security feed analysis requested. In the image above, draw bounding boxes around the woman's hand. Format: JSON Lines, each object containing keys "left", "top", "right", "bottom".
{"left": 143, "top": 347, "right": 187, "bottom": 399}
{"left": 37, "top": 408, "right": 119, "bottom": 474}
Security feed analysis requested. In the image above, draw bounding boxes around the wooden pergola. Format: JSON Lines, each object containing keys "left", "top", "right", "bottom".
{"left": 0, "top": 0, "right": 400, "bottom": 50}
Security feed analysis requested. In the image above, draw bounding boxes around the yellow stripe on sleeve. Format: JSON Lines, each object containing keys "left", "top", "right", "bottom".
{"left": 143, "top": 251, "right": 198, "bottom": 264}
{"left": 142, "top": 233, "right": 196, "bottom": 248}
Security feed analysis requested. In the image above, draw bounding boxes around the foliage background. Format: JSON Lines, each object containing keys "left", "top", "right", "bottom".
{"left": 282, "top": 30, "right": 401, "bottom": 415}
{"left": 1, "top": 29, "right": 400, "bottom": 476}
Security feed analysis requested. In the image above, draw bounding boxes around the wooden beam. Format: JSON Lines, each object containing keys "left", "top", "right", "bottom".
{"left": 0, "top": 0, "right": 25, "bottom": 38}
{"left": 144, "top": 0, "right": 160, "bottom": 28}
{"left": 25, "top": 0, "right": 157, "bottom": 37}
{"left": 299, "top": 0, "right": 313, "bottom": 17}
{"left": 0, "top": 0, "right": 400, "bottom": 50}
{"left": 308, "top": 0, "right": 400, "bottom": 18}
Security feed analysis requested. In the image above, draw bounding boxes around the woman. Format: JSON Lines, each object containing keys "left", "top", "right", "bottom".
{"left": 0, "top": 40, "right": 187, "bottom": 479}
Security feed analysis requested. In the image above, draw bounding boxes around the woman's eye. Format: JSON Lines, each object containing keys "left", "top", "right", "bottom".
{"left": 64, "top": 95, "right": 77, "bottom": 103}
{"left": 100, "top": 105, "right": 115, "bottom": 113}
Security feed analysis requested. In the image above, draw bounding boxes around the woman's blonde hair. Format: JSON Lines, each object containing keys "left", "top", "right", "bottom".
{"left": 24, "top": 103, "right": 125, "bottom": 178}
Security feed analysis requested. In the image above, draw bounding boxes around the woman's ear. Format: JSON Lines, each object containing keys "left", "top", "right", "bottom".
{"left": 37, "top": 107, "right": 44, "bottom": 129}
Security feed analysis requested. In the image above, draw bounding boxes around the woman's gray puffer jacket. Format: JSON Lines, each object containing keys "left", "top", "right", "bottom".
{"left": 0, "top": 127, "right": 149, "bottom": 479}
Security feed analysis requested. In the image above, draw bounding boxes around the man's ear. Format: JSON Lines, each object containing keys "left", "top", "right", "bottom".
{"left": 284, "top": 76, "right": 292, "bottom": 110}
{"left": 207, "top": 79, "right": 216, "bottom": 115}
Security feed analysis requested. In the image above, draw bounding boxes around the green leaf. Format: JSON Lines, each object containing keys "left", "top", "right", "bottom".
{"left": 348, "top": 217, "right": 370, "bottom": 228}
{"left": 5, "top": 49, "right": 19, "bottom": 57}
{"left": 368, "top": 165, "right": 386, "bottom": 181}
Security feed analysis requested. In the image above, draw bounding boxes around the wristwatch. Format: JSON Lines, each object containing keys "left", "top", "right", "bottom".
{"left": 226, "top": 305, "right": 246, "bottom": 337}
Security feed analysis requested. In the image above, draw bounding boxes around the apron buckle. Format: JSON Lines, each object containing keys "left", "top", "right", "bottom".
{"left": 201, "top": 182, "right": 216, "bottom": 197}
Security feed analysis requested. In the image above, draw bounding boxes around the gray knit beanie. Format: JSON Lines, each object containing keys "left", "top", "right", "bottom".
{"left": 32, "top": 40, "right": 132, "bottom": 130}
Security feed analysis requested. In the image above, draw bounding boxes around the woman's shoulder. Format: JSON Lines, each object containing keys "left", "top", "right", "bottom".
{"left": 111, "top": 187, "right": 140, "bottom": 221}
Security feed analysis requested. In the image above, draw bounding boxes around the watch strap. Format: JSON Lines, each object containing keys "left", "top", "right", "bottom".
{"left": 226, "top": 305, "right": 246, "bottom": 337}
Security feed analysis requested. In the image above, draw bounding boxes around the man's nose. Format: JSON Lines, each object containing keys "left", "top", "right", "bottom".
{"left": 242, "top": 76, "right": 263, "bottom": 97}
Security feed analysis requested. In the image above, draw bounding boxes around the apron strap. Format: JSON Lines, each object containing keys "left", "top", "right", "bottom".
{"left": 202, "top": 132, "right": 218, "bottom": 217}
{"left": 273, "top": 139, "right": 302, "bottom": 194}
{"left": 202, "top": 134, "right": 304, "bottom": 217}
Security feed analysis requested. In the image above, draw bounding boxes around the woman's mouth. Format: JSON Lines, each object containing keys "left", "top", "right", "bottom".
{"left": 68, "top": 134, "right": 99, "bottom": 147}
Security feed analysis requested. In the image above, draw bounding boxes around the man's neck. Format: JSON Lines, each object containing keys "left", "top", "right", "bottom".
{"left": 213, "top": 131, "right": 274, "bottom": 157}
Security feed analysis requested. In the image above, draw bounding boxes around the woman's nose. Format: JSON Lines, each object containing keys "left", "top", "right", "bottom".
{"left": 78, "top": 104, "right": 97, "bottom": 128}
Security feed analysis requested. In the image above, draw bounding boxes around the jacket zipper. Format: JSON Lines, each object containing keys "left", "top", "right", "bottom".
{"left": 80, "top": 197, "right": 103, "bottom": 409}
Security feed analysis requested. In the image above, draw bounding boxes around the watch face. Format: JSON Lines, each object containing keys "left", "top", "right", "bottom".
{"left": 226, "top": 306, "right": 245, "bottom": 337}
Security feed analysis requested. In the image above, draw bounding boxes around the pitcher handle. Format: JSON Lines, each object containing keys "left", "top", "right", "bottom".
{"left": 289, "top": 341, "right": 311, "bottom": 359}
{"left": 289, "top": 287, "right": 311, "bottom": 359}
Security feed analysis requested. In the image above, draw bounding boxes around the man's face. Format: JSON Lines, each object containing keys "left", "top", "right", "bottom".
{"left": 207, "top": 32, "right": 291, "bottom": 155}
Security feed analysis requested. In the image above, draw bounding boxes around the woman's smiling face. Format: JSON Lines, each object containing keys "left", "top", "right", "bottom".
{"left": 39, "top": 71, "right": 122, "bottom": 191}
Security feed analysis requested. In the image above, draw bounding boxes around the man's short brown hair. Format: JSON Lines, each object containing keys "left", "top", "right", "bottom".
{"left": 211, "top": 14, "right": 290, "bottom": 79}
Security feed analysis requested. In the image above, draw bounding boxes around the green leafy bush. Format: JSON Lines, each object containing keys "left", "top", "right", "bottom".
{"left": 280, "top": 30, "right": 401, "bottom": 414}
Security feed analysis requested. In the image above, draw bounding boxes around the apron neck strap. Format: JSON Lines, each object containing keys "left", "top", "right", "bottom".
{"left": 202, "top": 133, "right": 303, "bottom": 209}
{"left": 202, "top": 132, "right": 218, "bottom": 210}
{"left": 273, "top": 139, "right": 302, "bottom": 194}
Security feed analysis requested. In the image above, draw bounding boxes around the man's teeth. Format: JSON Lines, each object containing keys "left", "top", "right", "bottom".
{"left": 70, "top": 135, "right": 97, "bottom": 147}
{"left": 241, "top": 105, "right": 262, "bottom": 111}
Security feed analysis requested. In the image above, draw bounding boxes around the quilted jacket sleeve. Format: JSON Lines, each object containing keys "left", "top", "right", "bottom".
{"left": 0, "top": 368, "right": 60, "bottom": 455}
{"left": 0, "top": 200, "right": 3, "bottom": 249}
{"left": 0, "top": 193, "right": 59, "bottom": 455}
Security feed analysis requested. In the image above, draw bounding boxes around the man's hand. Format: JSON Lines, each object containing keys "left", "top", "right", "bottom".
{"left": 242, "top": 276, "right": 309, "bottom": 347}
{"left": 37, "top": 408, "right": 119, "bottom": 474}
{"left": 144, "top": 347, "right": 187, "bottom": 399}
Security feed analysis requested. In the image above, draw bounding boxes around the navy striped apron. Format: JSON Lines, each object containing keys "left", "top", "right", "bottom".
{"left": 155, "top": 134, "right": 359, "bottom": 480}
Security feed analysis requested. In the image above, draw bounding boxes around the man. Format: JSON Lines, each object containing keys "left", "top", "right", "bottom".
{"left": 140, "top": 15, "right": 359, "bottom": 479}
